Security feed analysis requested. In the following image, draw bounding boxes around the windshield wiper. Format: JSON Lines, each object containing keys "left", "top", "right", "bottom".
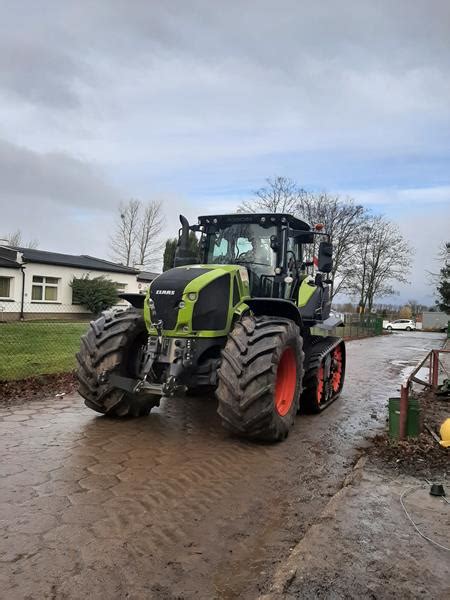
{"left": 234, "top": 260, "right": 271, "bottom": 266}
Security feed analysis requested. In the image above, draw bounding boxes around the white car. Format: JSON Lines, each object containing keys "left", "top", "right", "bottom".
{"left": 385, "top": 319, "right": 416, "bottom": 331}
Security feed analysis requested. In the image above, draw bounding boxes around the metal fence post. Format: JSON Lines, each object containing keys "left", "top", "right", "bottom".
{"left": 375, "top": 317, "right": 382, "bottom": 335}
{"left": 399, "top": 384, "right": 409, "bottom": 440}
{"left": 431, "top": 350, "right": 439, "bottom": 390}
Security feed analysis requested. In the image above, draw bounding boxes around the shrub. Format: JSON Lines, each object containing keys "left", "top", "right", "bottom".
{"left": 70, "top": 275, "right": 119, "bottom": 315}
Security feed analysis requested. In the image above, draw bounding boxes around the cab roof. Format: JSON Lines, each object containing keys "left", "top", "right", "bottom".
{"left": 197, "top": 213, "right": 311, "bottom": 232}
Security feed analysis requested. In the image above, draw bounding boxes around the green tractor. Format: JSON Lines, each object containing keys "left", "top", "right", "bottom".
{"left": 77, "top": 213, "right": 345, "bottom": 441}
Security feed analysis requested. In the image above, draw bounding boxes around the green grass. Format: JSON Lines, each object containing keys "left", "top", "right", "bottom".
{"left": 0, "top": 321, "right": 89, "bottom": 381}
{"left": 1, "top": 318, "right": 381, "bottom": 382}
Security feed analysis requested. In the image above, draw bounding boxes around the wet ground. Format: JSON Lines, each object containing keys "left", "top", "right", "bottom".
{"left": 0, "top": 332, "right": 445, "bottom": 599}
{"left": 263, "top": 456, "right": 450, "bottom": 600}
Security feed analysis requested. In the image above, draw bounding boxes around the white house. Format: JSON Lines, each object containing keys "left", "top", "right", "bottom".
{"left": 0, "top": 244, "right": 157, "bottom": 321}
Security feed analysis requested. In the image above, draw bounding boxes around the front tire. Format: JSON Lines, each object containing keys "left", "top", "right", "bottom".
{"left": 387, "top": 326, "right": 392, "bottom": 331}
{"left": 216, "top": 315, "right": 304, "bottom": 442}
{"left": 77, "top": 307, "right": 159, "bottom": 417}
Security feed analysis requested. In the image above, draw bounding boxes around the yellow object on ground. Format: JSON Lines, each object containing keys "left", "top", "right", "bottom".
{"left": 439, "top": 418, "right": 450, "bottom": 448}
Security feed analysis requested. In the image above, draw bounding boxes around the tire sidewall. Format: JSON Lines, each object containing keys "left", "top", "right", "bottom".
{"left": 116, "top": 310, "right": 149, "bottom": 379}
{"left": 78, "top": 307, "right": 156, "bottom": 417}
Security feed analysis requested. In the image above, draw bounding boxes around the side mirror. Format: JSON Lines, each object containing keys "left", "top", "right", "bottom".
{"left": 270, "top": 235, "right": 279, "bottom": 251}
{"left": 318, "top": 241, "right": 333, "bottom": 273}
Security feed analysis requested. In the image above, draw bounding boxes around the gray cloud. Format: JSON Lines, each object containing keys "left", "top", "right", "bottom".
{"left": 0, "top": 1, "right": 449, "bottom": 297}
{"left": 0, "top": 139, "right": 122, "bottom": 209}
{"left": 2, "top": 2, "right": 449, "bottom": 127}
{"left": 0, "top": 35, "right": 86, "bottom": 109}
{"left": 0, "top": 138, "right": 188, "bottom": 264}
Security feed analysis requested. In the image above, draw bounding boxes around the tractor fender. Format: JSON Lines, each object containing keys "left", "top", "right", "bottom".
{"left": 245, "top": 298, "right": 302, "bottom": 327}
{"left": 119, "top": 293, "right": 145, "bottom": 309}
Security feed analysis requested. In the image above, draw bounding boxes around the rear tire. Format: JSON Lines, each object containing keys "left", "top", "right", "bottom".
{"left": 77, "top": 307, "right": 159, "bottom": 417}
{"left": 216, "top": 315, "right": 303, "bottom": 442}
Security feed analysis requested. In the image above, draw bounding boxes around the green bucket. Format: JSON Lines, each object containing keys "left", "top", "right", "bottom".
{"left": 388, "top": 396, "right": 421, "bottom": 439}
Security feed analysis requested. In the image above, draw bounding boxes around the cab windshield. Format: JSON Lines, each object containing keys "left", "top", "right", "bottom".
{"left": 206, "top": 223, "right": 277, "bottom": 269}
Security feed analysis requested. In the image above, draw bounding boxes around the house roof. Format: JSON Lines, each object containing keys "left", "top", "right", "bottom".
{"left": 0, "top": 246, "right": 22, "bottom": 268}
{"left": 0, "top": 255, "right": 21, "bottom": 268}
{"left": 137, "top": 270, "right": 159, "bottom": 282}
{"left": 12, "top": 247, "right": 139, "bottom": 274}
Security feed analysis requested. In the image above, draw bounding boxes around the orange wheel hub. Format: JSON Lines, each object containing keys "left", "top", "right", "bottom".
{"left": 317, "top": 363, "right": 325, "bottom": 404}
{"left": 275, "top": 347, "right": 297, "bottom": 416}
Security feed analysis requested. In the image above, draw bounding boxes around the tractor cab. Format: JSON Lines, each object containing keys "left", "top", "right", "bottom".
{"left": 201, "top": 217, "right": 280, "bottom": 298}
{"left": 182, "top": 213, "right": 332, "bottom": 318}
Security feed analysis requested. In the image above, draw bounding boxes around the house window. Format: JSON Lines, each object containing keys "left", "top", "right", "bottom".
{"left": 32, "top": 276, "right": 59, "bottom": 302}
{"left": 0, "top": 276, "right": 12, "bottom": 299}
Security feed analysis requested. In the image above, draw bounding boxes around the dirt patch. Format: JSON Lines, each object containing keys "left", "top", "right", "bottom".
{"left": 262, "top": 457, "right": 450, "bottom": 600}
{"left": 370, "top": 433, "right": 448, "bottom": 479}
{"left": 368, "top": 389, "right": 449, "bottom": 479}
{"left": 0, "top": 371, "right": 77, "bottom": 405}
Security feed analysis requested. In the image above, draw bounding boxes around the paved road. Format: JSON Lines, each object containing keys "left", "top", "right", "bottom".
{"left": 0, "top": 332, "right": 444, "bottom": 599}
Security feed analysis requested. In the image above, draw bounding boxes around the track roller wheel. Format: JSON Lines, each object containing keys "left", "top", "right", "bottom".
{"left": 301, "top": 341, "right": 345, "bottom": 413}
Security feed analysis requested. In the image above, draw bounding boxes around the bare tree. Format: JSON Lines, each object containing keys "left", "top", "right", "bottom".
{"left": 110, "top": 199, "right": 165, "bottom": 268}
{"left": 435, "top": 242, "right": 450, "bottom": 312}
{"left": 239, "top": 177, "right": 366, "bottom": 298}
{"left": 110, "top": 199, "right": 141, "bottom": 266}
{"left": 5, "top": 229, "right": 38, "bottom": 248}
{"left": 427, "top": 242, "right": 450, "bottom": 312}
{"left": 295, "top": 193, "right": 366, "bottom": 297}
{"left": 238, "top": 176, "right": 304, "bottom": 214}
{"left": 343, "top": 215, "right": 413, "bottom": 312}
{"left": 136, "top": 201, "right": 165, "bottom": 267}
{"left": 407, "top": 299, "right": 428, "bottom": 318}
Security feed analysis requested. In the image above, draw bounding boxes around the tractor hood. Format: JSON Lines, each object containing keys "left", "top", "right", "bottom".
{"left": 144, "top": 265, "right": 249, "bottom": 337}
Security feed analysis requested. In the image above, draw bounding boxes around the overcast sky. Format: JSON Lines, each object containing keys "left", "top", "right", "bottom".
{"left": 1, "top": 1, "right": 449, "bottom": 304}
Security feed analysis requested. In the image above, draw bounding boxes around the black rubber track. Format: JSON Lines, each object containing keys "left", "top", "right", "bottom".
{"left": 76, "top": 307, "right": 158, "bottom": 417}
{"left": 216, "top": 315, "right": 304, "bottom": 442}
{"left": 301, "top": 337, "right": 345, "bottom": 414}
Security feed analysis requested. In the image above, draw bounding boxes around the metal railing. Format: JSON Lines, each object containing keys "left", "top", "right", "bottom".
{"left": 399, "top": 348, "right": 450, "bottom": 439}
